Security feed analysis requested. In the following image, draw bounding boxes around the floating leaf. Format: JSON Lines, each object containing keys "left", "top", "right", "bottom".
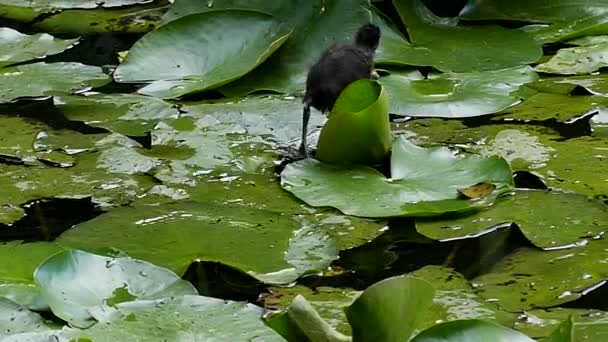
{"left": 114, "top": 10, "right": 292, "bottom": 98}
{"left": 459, "top": 0, "right": 608, "bottom": 22}
{"left": 282, "top": 136, "right": 513, "bottom": 218}
{"left": 0, "top": 27, "right": 78, "bottom": 67}
{"left": 0, "top": 298, "right": 55, "bottom": 338}
{"left": 316, "top": 80, "right": 391, "bottom": 165}
{"left": 382, "top": 66, "right": 538, "bottom": 117}
{"left": 34, "top": 249, "right": 197, "bottom": 328}
{"left": 0, "top": 62, "right": 110, "bottom": 103}
{"left": 535, "top": 43, "right": 608, "bottom": 75}
{"left": 416, "top": 190, "right": 608, "bottom": 248}
{"left": 63, "top": 295, "right": 283, "bottom": 341}
{"left": 383, "top": 0, "right": 542, "bottom": 72}
{"left": 473, "top": 239, "right": 608, "bottom": 311}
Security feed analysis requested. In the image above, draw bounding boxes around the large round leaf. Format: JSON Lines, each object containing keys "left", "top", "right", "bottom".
{"left": 282, "top": 136, "right": 514, "bottom": 217}
{"left": 473, "top": 239, "right": 608, "bottom": 311}
{"left": 411, "top": 320, "right": 534, "bottom": 342}
{"left": 57, "top": 196, "right": 384, "bottom": 284}
{"left": 383, "top": 0, "right": 542, "bottom": 73}
{"left": 416, "top": 190, "right": 608, "bottom": 248}
{"left": 34, "top": 249, "right": 197, "bottom": 328}
{"left": 114, "top": 9, "right": 292, "bottom": 98}
{"left": 0, "top": 28, "right": 78, "bottom": 68}
{"left": 460, "top": 0, "right": 608, "bottom": 22}
{"left": 346, "top": 276, "right": 435, "bottom": 341}
{"left": 535, "top": 43, "right": 608, "bottom": 75}
{"left": 0, "top": 62, "right": 110, "bottom": 103}
{"left": 63, "top": 295, "right": 283, "bottom": 341}
{"left": 381, "top": 66, "right": 538, "bottom": 117}
{"left": 316, "top": 80, "right": 391, "bottom": 165}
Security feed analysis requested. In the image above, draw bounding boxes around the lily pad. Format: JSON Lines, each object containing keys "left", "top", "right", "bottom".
{"left": 63, "top": 295, "right": 283, "bottom": 341}
{"left": 515, "top": 308, "right": 608, "bottom": 340}
{"left": 34, "top": 249, "right": 197, "bottom": 327}
{"left": 316, "top": 80, "right": 392, "bottom": 165}
{"left": 411, "top": 266, "right": 516, "bottom": 331}
{"left": 522, "top": 15, "right": 608, "bottom": 44}
{"left": 384, "top": 0, "right": 542, "bottom": 73}
{"left": 535, "top": 43, "right": 608, "bottom": 75}
{"left": 114, "top": 10, "right": 292, "bottom": 98}
{"left": 416, "top": 190, "right": 608, "bottom": 248}
{"left": 0, "top": 62, "right": 110, "bottom": 103}
{"left": 55, "top": 93, "right": 180, "bottom": 137}
{"left": 411, "top": 320, "right": 534, "bottom": 342}
{"left": 57, "top": 196, "right": 384, "bottom": 284}
{"left": 473, "top": 239, "right": 608, "bottom": 311}
{"left": 528, "top": 74, "right": 608, "bottom": 97}
{"left": 281, "top": 136, "right": 514, "bottom": 218}
{"left": 382, "top": 66, "right": 538, "bottom": 118}
{"left": 0, "top": 27, "right": 78, "bottom": 68}
{"left": 459, "top": 0, "right": 608, "bottom": 22}
{"left": 32, "top": 3, "right": 166, "bottom": 34}
{"left": 346, "top": 276, "right": 435, "bottom": 341}
{"left": 216, "top": 0, "right": 377, "bottom": 95}
{"left": 0, "top": 298, "right": 55, "bottom": 338}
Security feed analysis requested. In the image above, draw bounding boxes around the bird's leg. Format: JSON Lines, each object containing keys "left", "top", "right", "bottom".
{"left": 299, "top": 103, "right": 311, "bottom": 157}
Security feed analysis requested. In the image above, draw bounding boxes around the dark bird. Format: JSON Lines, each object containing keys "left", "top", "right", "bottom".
{"left": 299, "top": 23, "right": 381, "bottom": 156}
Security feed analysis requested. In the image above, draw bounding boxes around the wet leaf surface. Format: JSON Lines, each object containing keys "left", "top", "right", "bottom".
{"left": 416, "top": 190, "right": 608, "bottom": 248}
{"left": 282, "top": 136, "right": 513, "bottom": 217}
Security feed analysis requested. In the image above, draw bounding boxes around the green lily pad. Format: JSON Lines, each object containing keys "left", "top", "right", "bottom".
{"left": 216, "top": 0, "right": 377, "bottom": 95}
{"left": 0, "top": 298, "right": 55, "bottom": 338}
{"left": 416, "top": 190, "right": 608, "bottom": 248}
{"left": 459, "top": 0, "right": 608, "bottom": 22}
{"left": 114, "top": 10, "right": 292, "bottom": 98}
{"left": 0, "top": 147, "right": 158, "bottom": 225}
{"left": 0, "top": 28, "right": 78, "bottom": 68}
{"left": 62, "top": 295, "right": 283, "bottom": 341}
{"left": 515, "top": 308, "right": 608, "bottom": 340}
{"left": 473, "top": 239, "right": 608, "bottom": 312}
{"left": 316, "top": 80, "right": 392, "bottom": 165}
{"left": 346, "top": 276, "right": 435, "bottom": 341}
{"left": 411, "top": 320, "right": 534, "bottom": 342}
{"left": 34, "top": 249, "right": 197, "bottom": 328}
{"left": 411, "top": 266, "right": 516, "bottom": 331}
{"left": 403, "top": 120, "right": 608, "bottom": 196}
{"left": 382, "top": 66, "right": 538, "bottom": 117}
{"left": 0, "top": 242, "right": 64, "bottom": 283}
{"left": 528, "top": 74, "right": 608, "bottom": 97}
{"left": 522, "top": 15, "right": 608, "bottom": 44}
{"left": 535, "top": 43, "right": 608, "bottom": 75}
{"left": 55, "top": 93, "right": 180, "bottom": 137}
{"left": 0, "top": 282, "right": 47, "bottom": 311}
{"left": 32, "top": 3, "right": 166, "bottom": 34}
{"left": 0, "top": 62, "right": 110, "bottom": 103}
{"left": 57, "top": 190, "right": 384, "bottom": 284}
{"left": 384, "top": 0, "right": 542, "bottom": 73}
{"left": 282, "top": 136, "right": 513, "bottom": 218}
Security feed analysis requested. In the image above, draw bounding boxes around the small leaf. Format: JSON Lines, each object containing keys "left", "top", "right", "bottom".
{"left": 345, "top": 276, "right": 434, "bottom": 342}
{"left": 316, "top": 80, "right": 392, "bottom": 165}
